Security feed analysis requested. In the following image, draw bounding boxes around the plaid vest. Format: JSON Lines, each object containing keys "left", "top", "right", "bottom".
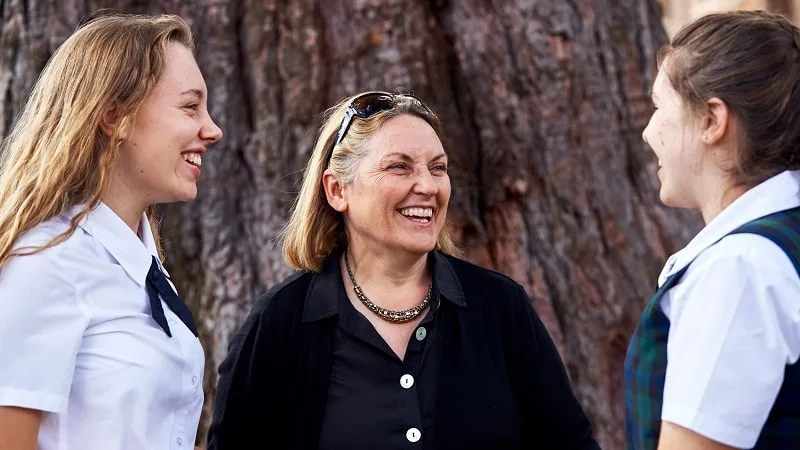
{"left": 624, "top": 206, "right": 800, "bottom": 449}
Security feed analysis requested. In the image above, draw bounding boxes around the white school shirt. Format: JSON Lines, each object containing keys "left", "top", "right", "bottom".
{"left": 0, "top": 203, "right": 204, "bottom": 450}
{"left": 658, "top": 170, "right": 800, "bottom": 448}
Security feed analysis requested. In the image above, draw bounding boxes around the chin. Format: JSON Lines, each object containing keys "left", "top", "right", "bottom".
{"left": 399, "top": 240, "right": 437, "bottom": 255}
{"left": 175, "top": 184, "right": 199, "bottom": 202}
{"left": 159, "top": 188, "right": 198, "bottom": 204}
{"left": 658, "top": 190, "right": 671, "bottom": 206}
{"left": 659, "top": 190, "right": 692, "bottom": 210}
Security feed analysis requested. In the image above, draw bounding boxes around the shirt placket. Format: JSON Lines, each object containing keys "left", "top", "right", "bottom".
{"left": 171, "top": 331, "right": 204, "bottom": 450}
{"left": 397, "top": 300, "right": 438, "bottom": 447}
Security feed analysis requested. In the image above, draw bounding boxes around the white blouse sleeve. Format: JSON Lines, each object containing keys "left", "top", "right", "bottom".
{"left": 0, "top": 246, "right": 90, "bottom": 413}
{"left": 661, "top": 234, "right": 800, "bottom": 448}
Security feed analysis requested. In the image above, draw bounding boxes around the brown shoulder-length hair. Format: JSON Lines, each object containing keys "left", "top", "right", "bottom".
{"left": 660, "top": 10, "right": 800, "bottom": 188}
{"left": 280, "top": 92, "right": 459, "bottom": 272}
{"left": 0, "top": 13, "right": 194, "bottom": 271}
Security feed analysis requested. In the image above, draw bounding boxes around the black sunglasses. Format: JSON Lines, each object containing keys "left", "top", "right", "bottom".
{"left": 331, "top": 92, "right": 436, "bottom": 150}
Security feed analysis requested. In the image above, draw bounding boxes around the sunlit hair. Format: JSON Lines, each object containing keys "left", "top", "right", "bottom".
{"left": 0, "top": 13, "right": 194, "bottom": 270}
{"left": 281, "top": 91, "right": 458, "bottom": 272}
{"left": 659, "top": 10, "right": 800, "bottom": 187}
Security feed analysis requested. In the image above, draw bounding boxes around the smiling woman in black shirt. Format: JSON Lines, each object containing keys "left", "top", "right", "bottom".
{"left": 207, "top": 91, "right": 600, "bottom": 450}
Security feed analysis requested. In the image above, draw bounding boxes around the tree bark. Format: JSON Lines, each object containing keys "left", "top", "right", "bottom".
{"left": 0, "top": 0, "right": 701, "bottom": 448}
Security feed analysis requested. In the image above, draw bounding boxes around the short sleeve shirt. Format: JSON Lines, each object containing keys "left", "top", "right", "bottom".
{"left": 658, "top": 170, "right": 800, "bottom": 448}
{"left": 0, "top": 203, "right": 205, "bottom": 450}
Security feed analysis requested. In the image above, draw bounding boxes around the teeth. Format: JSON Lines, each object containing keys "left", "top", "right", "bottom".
{"left": 658, "top": 160, "right": 662, "bottom": 168}
{"left": 399, "top": 207, "right": 433, "bottom": 218}
{"left": 183, "top": 153, "right": 202, "bottom": 167}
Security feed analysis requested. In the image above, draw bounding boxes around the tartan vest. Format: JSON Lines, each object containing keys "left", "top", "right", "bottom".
{"left": 624, "top": 206, "right": 800, "bottom": 449}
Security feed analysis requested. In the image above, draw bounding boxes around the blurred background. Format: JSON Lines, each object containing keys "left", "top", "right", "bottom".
{"left": 660, "top": 0, "right": 797, "bottom": 34}
{"left": 1, "top": 0, "right": 793, "bottom": 448}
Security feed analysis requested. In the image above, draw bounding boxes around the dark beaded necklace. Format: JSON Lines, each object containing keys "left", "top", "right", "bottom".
{"left": 344, "top": 251, "right": 432, "bottom": 323}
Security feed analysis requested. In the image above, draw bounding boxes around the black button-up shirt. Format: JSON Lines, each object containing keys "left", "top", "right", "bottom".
{"left": 208, "top": 249, "right": 600, "bottom": 450}
{"left": 313, "top": 252, "right": 466, "bottom": 449}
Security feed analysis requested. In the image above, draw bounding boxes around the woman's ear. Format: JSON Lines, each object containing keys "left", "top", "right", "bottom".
{"left": 701, "top": 97, "right": 730, "bottom": 145}
{"left": 100, "top": 104, "right": 128, "bottom": 139}
{"left": 322, "top": 169, "right": 348, "bottom": 213}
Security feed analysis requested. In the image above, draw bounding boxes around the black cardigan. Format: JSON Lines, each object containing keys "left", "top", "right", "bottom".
{"left": 208, "top": 251, "right": 601, "bottom": 450}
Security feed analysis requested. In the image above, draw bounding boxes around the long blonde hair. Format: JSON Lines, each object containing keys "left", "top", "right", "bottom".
{"left": 0, "top": 13, "right": 194, "bottom": 270}
{"left": 281, "top": 91, "right": 459, "bottom": 272}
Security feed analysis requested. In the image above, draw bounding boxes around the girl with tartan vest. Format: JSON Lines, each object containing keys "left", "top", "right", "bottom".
{"left": 625, "top": 10, "right": 800, "bottom": 450}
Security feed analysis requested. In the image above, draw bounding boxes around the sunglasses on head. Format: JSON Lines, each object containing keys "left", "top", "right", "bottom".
{"left": 331, "top": 92, "right": 436, "bottom": 150}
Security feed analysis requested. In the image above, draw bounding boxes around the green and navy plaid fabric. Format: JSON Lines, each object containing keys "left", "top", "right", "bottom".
{"left": 730, "top": 207, "right": 800, "bottom": 448}
{"left": 623, "top": 266, "right": 687, "bottom": 450}
{"left": 624, "top": 206, "right": 800, "bottom": 450}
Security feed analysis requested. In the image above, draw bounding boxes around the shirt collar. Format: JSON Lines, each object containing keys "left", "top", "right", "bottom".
{"left": 659, "top": 170, "right": 800, "bottom": 285}
{"left": 302, "top": 249, "right": 467, "bottom": 323}
{"left": 69, "top": 202, "right": 162, "bottom": 287}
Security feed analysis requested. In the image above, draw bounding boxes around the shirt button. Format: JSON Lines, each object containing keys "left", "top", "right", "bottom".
{"left": 406, "top": 427, "right": 422, "bottom": 443}
{"left": 192, "top": 375, "right": 198, "bottom": 384}
{"left": 400, "top": 374, "right": 415, "bottom": 389}
{"left": 415, "top": 327, "right": 427, "bottom": 341}
{"left": 176, "top": 436, "right": 183, "bottom": 446}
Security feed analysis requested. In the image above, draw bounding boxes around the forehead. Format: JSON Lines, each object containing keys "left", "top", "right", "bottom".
{"left": 653, "top": 67, "right": 669, "bottom": 94}
{"left": 156, "top": 42, "right": 205, "bottom": 94}
{"left": 653, "top": 58, "right": 680, "bottom": 97}
{"left": 364, "top": 114, "right": 444, "bottom": 158}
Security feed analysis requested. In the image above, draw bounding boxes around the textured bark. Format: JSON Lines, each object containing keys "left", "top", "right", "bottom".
{"left": 1, "top": 1, "right": 702, "bottom": 448}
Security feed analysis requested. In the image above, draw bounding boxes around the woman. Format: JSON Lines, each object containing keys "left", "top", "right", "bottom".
{"left": 0, "top": 13, "right": 222, "bottom": 450}
{"left": 208, "top": 91, "right": 599, "bottom": 449}
{"left": 625, "top": 11, "right": 800, "bottom": 450}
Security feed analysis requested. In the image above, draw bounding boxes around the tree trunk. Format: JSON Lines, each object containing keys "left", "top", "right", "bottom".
{"left": 0, "top": 0, "right": 701, "bottom": 448}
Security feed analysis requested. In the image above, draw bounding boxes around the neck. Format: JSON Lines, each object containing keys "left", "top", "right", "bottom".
{"left": 344, "top": 242, "right": 430, "bottom": 289}
{"left": 696, "top": 175, "right": 749, "bottom": 225}
{"left": 342, "top": 239, "right": 432, "bottom": 314}
{"left": 102, "top": 182, "right": 147, "bottom": 234}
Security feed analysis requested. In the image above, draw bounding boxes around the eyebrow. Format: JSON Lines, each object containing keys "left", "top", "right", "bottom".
{"left": 382, "top": 152, "right": 447, "bottom": 162}
{"left": 179, "top": 89, "right": 205, "bottom": 99}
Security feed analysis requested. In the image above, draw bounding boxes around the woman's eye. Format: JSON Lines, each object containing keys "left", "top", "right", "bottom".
{"left": 389, "top": 163, "right": 407, "bottom": 170}
{"left": 184, "top": 104, "right": 199, "bottom": 111}
{"left": 432, "top": 164, "right": 448, "bottom": 171}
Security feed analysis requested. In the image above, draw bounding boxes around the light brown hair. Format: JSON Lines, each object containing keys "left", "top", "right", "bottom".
{"left": 280, "top": 92, "right": 458, "bottom": 272}
{"left": 660, "top": 10, "right": 800, "bottom": 187}
{"left": 0, "top": 13, "right": 194, "bottom": 270}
